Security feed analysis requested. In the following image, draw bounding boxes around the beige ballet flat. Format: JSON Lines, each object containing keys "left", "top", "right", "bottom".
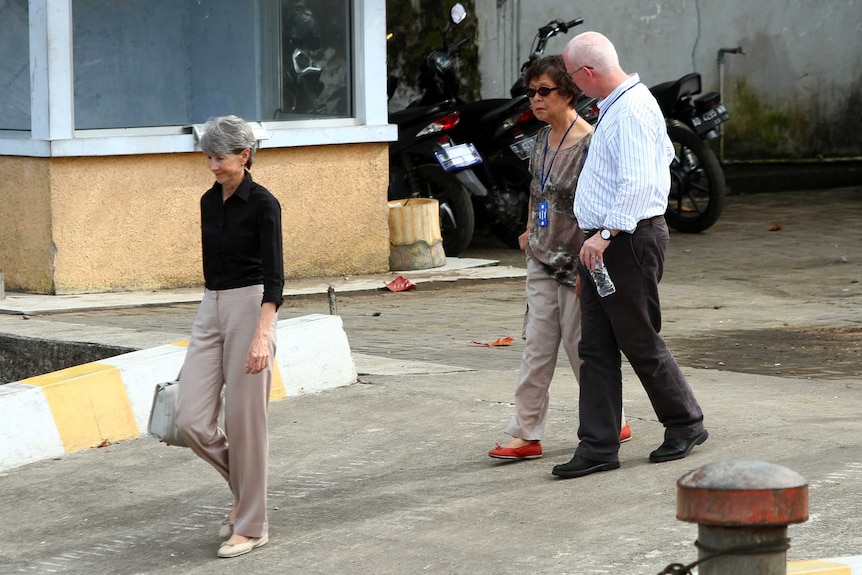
{"left": 217, "top": 533, "right": 269, "bottom": 558}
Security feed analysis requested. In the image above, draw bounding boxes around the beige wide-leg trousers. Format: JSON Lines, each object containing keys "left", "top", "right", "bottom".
{"left": 176, "top": 285, "right": 276, "bottom": 539}
{"left": 505, "top": 257, "right": 625, "bottom": 440}
{"left": 505, "top": 257, "right": 582, "bottom": 440}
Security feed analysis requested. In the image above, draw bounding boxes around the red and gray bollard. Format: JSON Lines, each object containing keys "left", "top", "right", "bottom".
{"left": 675, "top": 459, "right": 808, "bottom": 575}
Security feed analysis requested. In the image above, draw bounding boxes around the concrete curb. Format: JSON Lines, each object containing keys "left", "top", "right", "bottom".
{"left": 0, "top": 258, "right": 525, "bottom": 316}
{"left": 0, "top": 313, "right": 356, "bottom": 472}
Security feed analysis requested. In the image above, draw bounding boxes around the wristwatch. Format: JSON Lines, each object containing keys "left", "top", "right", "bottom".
{"left": 600, "top": 228, "right": 614, "bottom": 241}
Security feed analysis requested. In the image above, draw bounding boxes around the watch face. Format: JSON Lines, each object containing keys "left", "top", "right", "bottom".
{"left": 600, "top": 229, "right": 611, "bottom": 240}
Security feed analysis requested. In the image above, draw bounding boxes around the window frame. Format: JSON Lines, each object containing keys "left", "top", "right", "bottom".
{"left": 0, "top": 0, "right": 394, "bottom": 158}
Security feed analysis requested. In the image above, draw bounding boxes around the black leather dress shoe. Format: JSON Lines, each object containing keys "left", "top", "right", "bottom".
{"left": 649, "top": 429, "right": 709, "bottom": 463}
{"left": 551, "top": 455, "right": 620, "bottom": 479}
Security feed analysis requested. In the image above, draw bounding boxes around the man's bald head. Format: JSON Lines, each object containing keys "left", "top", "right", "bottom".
{"left": 564, "top": 31, "right": 621, "bottom": 74}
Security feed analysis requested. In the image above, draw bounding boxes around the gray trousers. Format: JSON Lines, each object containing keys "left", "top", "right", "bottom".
{"left": 176, "top": 285, "right": 276, "bottom": 538}
{"left": 575, "top": 218, "right": 704, "bottom": 462}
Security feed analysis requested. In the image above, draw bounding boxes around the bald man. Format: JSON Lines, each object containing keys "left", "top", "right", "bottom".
{"left": 552, "top": 32, "right": 708, "bottom": 479}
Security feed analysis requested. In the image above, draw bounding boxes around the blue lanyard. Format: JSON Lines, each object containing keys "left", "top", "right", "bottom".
{"left": 593, "top": 81, "right": 641, "bottom": 131}
{"left": 540, "top": 113, "right": 578, "bottom": 194}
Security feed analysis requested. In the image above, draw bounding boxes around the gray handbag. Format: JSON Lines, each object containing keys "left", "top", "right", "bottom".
{"left": 147, "top": 373, "right": 226, "bottom": 447}
{"left": 147, "top": 377, "right": 188, "bottom": 447}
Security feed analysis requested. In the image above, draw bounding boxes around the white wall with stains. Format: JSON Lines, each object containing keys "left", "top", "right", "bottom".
{"left": 474, "top": 0, "right": 862, "bottom": 158}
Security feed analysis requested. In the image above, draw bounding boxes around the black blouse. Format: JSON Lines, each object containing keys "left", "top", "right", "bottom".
{"left": 200, "top": 171, "right": 284, "bottom": 309}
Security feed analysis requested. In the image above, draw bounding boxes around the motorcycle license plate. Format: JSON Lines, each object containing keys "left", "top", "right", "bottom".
{"left": 509, "top": 134, "right": 537, "bottom": 161}
{"left": 435, "top": 143, "right": 483, "bottom": 172}
{"left": 691, "top": 104, "right": 730, "bottom": 136}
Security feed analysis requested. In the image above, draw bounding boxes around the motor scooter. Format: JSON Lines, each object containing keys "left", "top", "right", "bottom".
{"left": 386, "top": 4, "right": 487, "bottom": 256}
{"left": 277, "top": 5, "right": 325, "bottom": 115}
{"left": 650, "top": 73, "right": 729, "bottom": 232}
{"left": 275, "top": 4, "right": 349, "bottom": 118}
{"left": 445, "top": 14, "right": 592, "bottom": 247}
{"left": 388, "top": 103, "right": 486, "bottom": 257}
{"left": 504, "top": 27, "right": 730, "bottom": 234}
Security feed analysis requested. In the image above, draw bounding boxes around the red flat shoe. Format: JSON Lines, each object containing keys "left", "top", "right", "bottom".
{"left": 488, "top": 441, "right": 542, "bottom": 460}
{"left": 620, "top": 423, "right": 632, "bottom": 443}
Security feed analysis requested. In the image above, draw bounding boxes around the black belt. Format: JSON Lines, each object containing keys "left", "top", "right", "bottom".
{"left": 636, "top": 214, "right": 664, "bottom": 227}
{"left": 583, "top": 215, "right": 664, "bottom": 238}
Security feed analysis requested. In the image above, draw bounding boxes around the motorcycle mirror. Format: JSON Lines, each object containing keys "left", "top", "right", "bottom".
{"left": 450, "top": 3, "right": 467, "bottom": 25}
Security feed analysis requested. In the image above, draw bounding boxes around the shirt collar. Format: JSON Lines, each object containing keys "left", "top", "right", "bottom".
{"left": 214, "top": 170, "right": 254, "bottom": 202}
{"left": 597, "top": 73, "right": 641, "bottom": 110}
{"left": 234, "top": 170, "right": 253, "bottom": 201}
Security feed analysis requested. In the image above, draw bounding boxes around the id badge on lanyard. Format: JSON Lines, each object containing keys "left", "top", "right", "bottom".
{"left": 537, "top": 199, "right": 549, "bottom": 227}
{"left": 539, "top": 119, "right": 577, "bottom": 229}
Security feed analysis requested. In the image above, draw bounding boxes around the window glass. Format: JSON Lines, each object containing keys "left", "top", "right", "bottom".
{"left": 277, "top": 0, "right": 353, "bottom": 119}
{"left": 71, "top": 0, "right": 352, "bottom": 130}
{"left": 0, "top": 0, "right": 31, "bottom": 131}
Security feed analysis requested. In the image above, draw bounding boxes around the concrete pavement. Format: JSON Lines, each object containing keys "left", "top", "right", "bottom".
{"left": 1, "top": 189, "right": 861, "bottom": 574}
{"left": 1, "top": 351, "right": 860, "bottom": 574}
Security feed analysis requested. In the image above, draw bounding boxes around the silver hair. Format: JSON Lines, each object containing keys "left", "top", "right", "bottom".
{"left": 199, "top": 115, "right": 257, "bottom": 168}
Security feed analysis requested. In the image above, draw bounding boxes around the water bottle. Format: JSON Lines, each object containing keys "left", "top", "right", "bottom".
{"left": 590, "top": 261, "right": 616, "bottom": 297}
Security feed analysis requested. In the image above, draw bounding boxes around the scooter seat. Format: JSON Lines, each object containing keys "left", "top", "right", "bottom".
{"left": 650, "top": 73, "right": 702, "bottom": 114}
{"left": 477, "top": 96, "right": 528, "bottom": 125}
{"left": 389, "top": 101, "right": 453, "bottom": 126}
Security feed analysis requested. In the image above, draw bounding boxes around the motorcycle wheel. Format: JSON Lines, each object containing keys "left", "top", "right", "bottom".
{"left": 488, "top": 157, "right": 531, "bottom": 249}
{"left": 665, "top": 122, "right": 726, "bottom": 233}
{"left": 413, "top": 164, "right": 475, "bottom": 256}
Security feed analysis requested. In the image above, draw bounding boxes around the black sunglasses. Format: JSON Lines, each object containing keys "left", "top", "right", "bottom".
{"left": 525, "top": 86, "right": 559, "bottom": 98}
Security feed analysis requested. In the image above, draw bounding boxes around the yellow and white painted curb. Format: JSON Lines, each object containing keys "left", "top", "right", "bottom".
{"left": 787, "top": 557, "right": 862, "bottom": 574}
{"left": 690, "top": 557, "right": 862, "bottom": 574}
{"left": 0, "top": 313, "right": 356, "bottom": 472}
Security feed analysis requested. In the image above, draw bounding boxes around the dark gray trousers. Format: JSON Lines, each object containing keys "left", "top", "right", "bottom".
{"left": 574, "top": 217, "right": 704, "bottom": 462}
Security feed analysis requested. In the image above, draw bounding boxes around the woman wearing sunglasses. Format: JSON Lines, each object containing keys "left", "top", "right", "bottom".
{"left": 489, "top": 55, "right": 629, "bottom": 461}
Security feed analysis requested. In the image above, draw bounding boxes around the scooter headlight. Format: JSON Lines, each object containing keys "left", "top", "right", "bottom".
{"left": 429, "top": 51, "right": 453, "bottom": 75}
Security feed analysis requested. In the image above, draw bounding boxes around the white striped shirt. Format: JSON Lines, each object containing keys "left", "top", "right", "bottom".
{"left": 574, "top": 74, "right": 674, "bottom": 232}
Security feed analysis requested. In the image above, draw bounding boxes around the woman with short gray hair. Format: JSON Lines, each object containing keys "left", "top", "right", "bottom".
{"left": 176, "top": 115, "right": 284, "bottom": 558}
{"left": 199, "top": 115, "right": 258, "bottom": 168}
